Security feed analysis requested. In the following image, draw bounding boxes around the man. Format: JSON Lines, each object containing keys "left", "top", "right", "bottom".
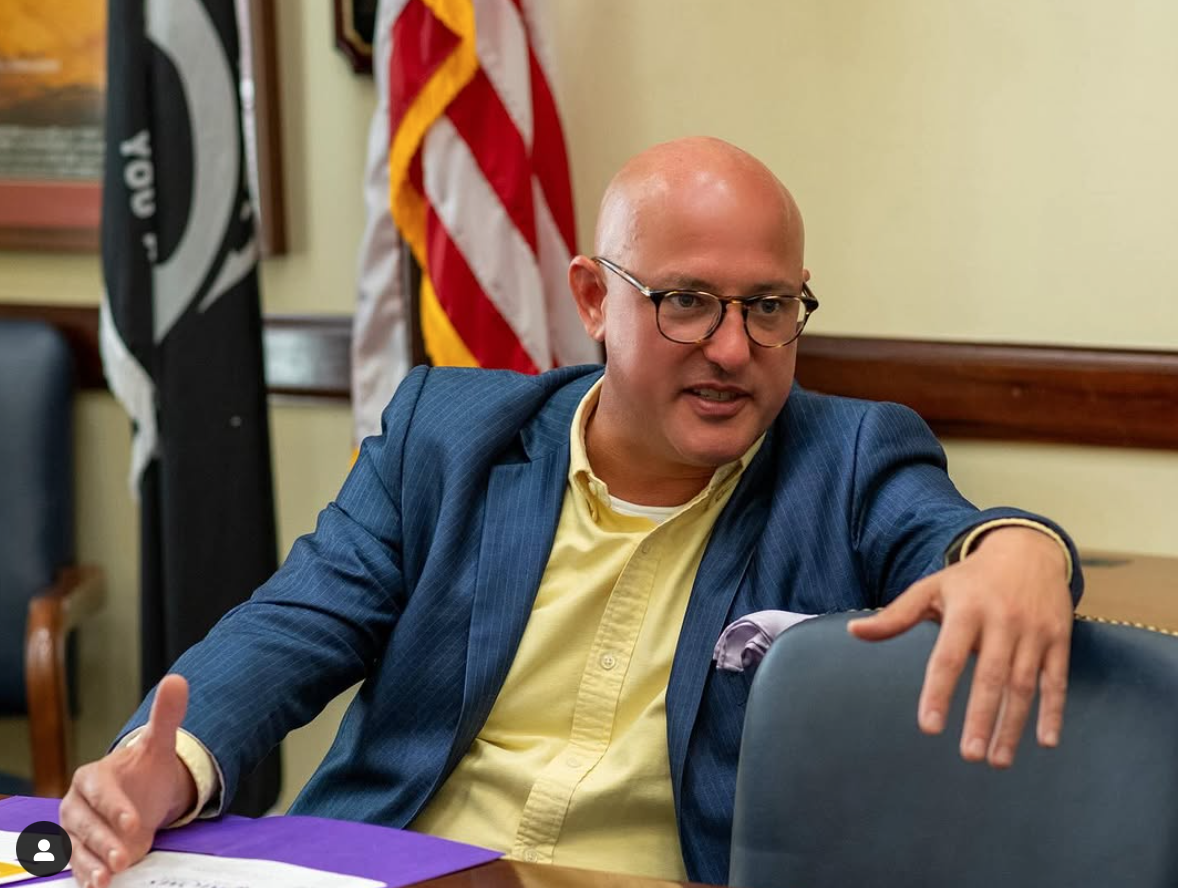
{"left": 61, "top": 138, "right": 1078, "bottom": 887}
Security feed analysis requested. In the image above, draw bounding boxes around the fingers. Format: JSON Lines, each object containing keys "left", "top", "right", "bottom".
{"left": 863, "top": 529, "right": 1073, "bottom": 767}
{"left": 66, "top": 832, "right": 110, "bottom": 888}
{"left": 847, "top": 578, "right": 937, "bottom": 641}
{"left": 60, "top": 771, "right": 136, "bottom": 888}
{"left": 61, "top": 792, "right": 110, "bottom": 888}
{"left": 926, "top": 618, "right": 1070, "bottom": 768}
{"left": 1036, "top": 635, "right": 1070, "bottom": 747}
{"left": 917, "top": 609, "right": 978, "bottom": 736}
{"left": 67, "top": 762, "right": 140, "bottom": 848}
{"left": 57, "top": 678, "right": 193, "bottom": 888}
{"left": 143, "top": 674, "right": 189, "bottom": 749}
{"left": 959, "top": 627, "right": 1023, "bottom": 766}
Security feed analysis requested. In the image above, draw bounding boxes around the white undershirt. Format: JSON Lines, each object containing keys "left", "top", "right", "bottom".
{"left": 607, "top": 495, "right": 681, "bottom": 524}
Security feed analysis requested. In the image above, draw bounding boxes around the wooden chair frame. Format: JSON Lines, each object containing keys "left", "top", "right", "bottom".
{"left": 25, "top": 565, "right": 104, "bottom": 797}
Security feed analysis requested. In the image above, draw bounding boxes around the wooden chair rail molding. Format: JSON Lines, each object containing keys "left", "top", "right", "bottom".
{"left": 2, "top": 301, "right": 1177, "bottom": 450}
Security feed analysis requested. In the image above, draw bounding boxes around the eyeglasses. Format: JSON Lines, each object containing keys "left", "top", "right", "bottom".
{"left": 592, "top": 256, "right": 818, "bottom": 348}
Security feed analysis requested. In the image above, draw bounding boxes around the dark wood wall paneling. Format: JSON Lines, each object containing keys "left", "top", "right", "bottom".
{"left": 2, "top": 303, "right": 1176, "bottom": 450}
{"left": 0, "top": 303, "right": 350, "bottom": 400}
{"left": 794, "top": 336, "right": 1178, "bottom": 451}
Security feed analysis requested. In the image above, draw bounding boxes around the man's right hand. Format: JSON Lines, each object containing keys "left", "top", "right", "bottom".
{"left": 60, "top": 674, "right": 197, "bottom": 888}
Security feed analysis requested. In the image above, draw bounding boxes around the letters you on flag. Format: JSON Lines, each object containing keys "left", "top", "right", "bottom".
{"left": 99, "top": 0, "right": 280, "bottom": 815}
{"left": 352, "top": 0, "right": 601, "bottom": 445}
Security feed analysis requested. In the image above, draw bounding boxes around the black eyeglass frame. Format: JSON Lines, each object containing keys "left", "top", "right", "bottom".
{"left": 592, "top": 255, "right": 818, "bottom": 348}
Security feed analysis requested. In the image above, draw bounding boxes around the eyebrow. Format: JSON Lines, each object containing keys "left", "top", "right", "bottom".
{"left": 660, "top": 275, "right": 798, "bottom": 295}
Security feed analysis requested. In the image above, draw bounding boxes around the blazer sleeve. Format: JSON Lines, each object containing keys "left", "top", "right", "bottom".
{"left": 848, "top": 399, "right": 1083, "bottom": 608}
{"left": 115, "top": 365, "right": 432, "bottom": 806}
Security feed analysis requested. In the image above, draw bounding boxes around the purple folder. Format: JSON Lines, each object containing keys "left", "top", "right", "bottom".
{"left": 0, "top": 796, "right": 501, "bottom": 887}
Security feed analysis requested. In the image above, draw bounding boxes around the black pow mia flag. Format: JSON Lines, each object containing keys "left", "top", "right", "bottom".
{"left": 100, "top": 0, "right": 280, "bottom": 816}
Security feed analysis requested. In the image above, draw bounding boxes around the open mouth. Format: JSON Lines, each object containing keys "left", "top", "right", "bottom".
{"left": 687, "top": 388, "right": 745, "bottom": 402}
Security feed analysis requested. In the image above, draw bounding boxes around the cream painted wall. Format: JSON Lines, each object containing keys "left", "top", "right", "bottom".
{"left": 0, "top": 1, "right": 1174, "bottom": 805}
{"left": 548, "top": 0, "right": 1178, "bottom": 350}
{"left": 944, "top": 440, "right": 1178, "bottom": 557}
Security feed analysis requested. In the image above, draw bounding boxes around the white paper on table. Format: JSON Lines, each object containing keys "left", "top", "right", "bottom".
{"left": 0, "top": 828, "right": 72, "bottom": 885}
{"left": 56, "top": 850, "right": 385, "bottom": 888}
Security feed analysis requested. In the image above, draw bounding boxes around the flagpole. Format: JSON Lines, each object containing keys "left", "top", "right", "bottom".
{"left": 401, "top": 245, "right": 428, "bottom": 368}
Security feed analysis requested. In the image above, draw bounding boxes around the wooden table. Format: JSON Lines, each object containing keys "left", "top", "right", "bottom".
{"left": 1075, "top": 550, "right": 1178, "bottom": 632}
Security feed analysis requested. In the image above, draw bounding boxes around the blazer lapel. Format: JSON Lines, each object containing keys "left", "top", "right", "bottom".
{"left": 666, "top": 432, "right": 775, "bottom": 796}
{"left": 448, "top": 371, "right": 599, "bottom": 767}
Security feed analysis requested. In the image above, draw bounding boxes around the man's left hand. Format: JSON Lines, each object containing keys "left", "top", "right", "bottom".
{"left": 848, "top": 526, "right": 1074, "bottom": 768}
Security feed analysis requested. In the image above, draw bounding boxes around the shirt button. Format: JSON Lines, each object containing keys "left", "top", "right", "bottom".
{"left": 599, "top": 653, "right": 617, "bottom": 670}
{"left": 566, "top": 755, "right": 582, "bottom": 769}
{"left": 522, "top": 849, "right": 539, "bottom": 863}
{"left": 640, "top": 541, "right": 653, "bottom": 555}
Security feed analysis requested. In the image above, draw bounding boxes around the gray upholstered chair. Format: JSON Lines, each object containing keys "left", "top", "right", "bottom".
{"left": 0, "top": 319, "right": 104, "bottom": 797}
{"left": 731, "top": 612, "right": 1178, "bottom": 888}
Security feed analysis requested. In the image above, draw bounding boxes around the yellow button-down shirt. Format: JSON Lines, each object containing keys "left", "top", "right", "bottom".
{"left": 161, "top": 382, "right": 1072, "bottom": 873}
{"left": 410, "top": 380, "right": 762, "bottom": 879}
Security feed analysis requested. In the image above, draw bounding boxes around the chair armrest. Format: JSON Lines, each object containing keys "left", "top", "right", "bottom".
{"left": 25, "top": 566, "right": 106, "bottom": 798}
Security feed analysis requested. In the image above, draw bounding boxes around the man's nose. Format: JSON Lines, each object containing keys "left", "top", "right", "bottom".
{"left": 700, "top": 303, "right": 752, "bottom": 370}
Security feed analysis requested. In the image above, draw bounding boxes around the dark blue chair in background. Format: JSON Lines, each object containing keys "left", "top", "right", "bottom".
{"left": 0, "top": 319, "right": 104, "bottom": 797}
{"left": 731, "top": 611, "right": 1178, "bottom": 888}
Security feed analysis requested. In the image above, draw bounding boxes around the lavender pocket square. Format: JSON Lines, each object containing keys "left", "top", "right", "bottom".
{"left": 713, "top": 610, "right": 818, "bottom": 672}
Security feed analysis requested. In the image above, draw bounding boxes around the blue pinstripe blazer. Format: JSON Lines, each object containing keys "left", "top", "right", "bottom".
{"left": 124, "top": 364, "right": 1082, "bottom": 884}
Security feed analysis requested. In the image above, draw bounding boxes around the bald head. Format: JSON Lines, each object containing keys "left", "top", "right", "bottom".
{"left": 594, "top": 137, "right": 803, "bottom": 263}
{"left": 566, "top": 137, "right": 810, "bottom": 501}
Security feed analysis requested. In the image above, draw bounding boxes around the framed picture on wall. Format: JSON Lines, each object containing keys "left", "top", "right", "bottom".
{"left": 333, "top": 0, "right": 377, "bottom": 74}
{"left": 237, "top": 0, "right": 287, "bottom": 255}
{"left": 0, "top": 1, "right": 106, "bottom": 250}
{"left": 0, "top": 0, "right": 286, "bottom": 254}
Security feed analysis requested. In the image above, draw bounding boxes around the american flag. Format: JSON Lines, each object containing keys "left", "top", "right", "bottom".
{"left": 352, "top": 0, "right": 599, "bottom": 442}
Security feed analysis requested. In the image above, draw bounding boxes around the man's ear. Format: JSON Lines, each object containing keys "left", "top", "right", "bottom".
{"left": 568, "top": 255, "right": 607, "bottom": 343}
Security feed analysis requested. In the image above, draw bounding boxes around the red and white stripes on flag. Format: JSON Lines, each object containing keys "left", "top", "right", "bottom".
{"left": 352, "top": 0, "right": 599, "bottom": 443}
